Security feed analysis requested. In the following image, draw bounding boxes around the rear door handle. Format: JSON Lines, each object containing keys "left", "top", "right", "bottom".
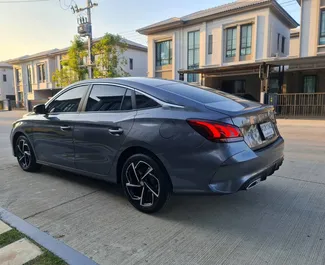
{"left": 108, "top": 128, "right": 124, "bottom": 135}
{"left": 60, "top": 125, "right": 72, "bottom": 131}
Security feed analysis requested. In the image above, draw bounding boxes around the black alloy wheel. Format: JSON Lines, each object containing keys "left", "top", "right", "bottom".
{"left": 121, "top": 154, "right": 171, "bottom": 213}
{"left": 15, "top": 135, "right": 41, "bottom": 172}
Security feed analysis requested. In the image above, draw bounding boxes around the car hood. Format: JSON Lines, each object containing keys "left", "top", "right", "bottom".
{"left": 23, "top": 112, "right": 35, "bottom": 118}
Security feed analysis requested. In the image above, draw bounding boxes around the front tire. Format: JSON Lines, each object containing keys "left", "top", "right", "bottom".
{"left": 121, "top": 154, "right": 171, "bottom": 213}
{"left": 15, "top": 135, "right": 41, "bottom": 172}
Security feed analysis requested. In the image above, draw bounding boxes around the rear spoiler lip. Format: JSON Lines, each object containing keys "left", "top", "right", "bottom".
{"left": 205, "top": 102, "right": 274, "bottom": 118}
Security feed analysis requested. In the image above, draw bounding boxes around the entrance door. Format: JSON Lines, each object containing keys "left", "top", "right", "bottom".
{"left": 73, "top": 84, "right": 136, "bottom": 178}
{"left": 31, "top": 85, "right": 88, "bottom": 168}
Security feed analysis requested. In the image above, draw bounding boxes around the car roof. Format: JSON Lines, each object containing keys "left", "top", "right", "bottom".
{"left": 77, "top": 77, "right": 178, "bottom": 88}
{"left": 73, "top": 77, "right": 248, "bottom": 107}
{"left": 74, "top": 77, "right": 193, "bottom": 105}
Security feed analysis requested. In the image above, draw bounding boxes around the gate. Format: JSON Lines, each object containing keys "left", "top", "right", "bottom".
{"left": 268, "top": 93, "right": 325, "bottom": 117}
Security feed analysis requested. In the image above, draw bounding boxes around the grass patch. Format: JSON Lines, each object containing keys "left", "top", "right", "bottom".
{"left": 0, "top": 224, "right": 67, "bottom": 265}
{"left": 24, "top": 250, "right": 67, "bottom": 265}
{"left": 0, "top": 229, "right": 24, "bottom": 248}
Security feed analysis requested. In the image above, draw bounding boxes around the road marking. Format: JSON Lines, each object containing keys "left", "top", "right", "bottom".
{"left": 0, "top": 238, "right": 42, "bottom": 265}
{"left": 0, "top": 221, "right": 11, "bottom": 235}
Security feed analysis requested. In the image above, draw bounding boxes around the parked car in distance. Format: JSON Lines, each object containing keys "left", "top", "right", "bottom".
{"left": 10, "top": 77, "right": 284, "bottom": 213}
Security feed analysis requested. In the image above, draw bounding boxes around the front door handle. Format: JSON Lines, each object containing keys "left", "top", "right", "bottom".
{"left": 60, "top": 125, "right": 72, "bottom": 131}
{"left": 108, "top": 128, "right": 124, "bottom": 135}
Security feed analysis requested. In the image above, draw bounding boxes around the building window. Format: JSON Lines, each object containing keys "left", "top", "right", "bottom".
{"left": 240, "top": 24, "right": 252, "bottom": 56}
{"left": 15, "top": 68, "right": 21, "bottom": 84}
{"left": 27, "top": 65, "right": 32, "bottom": 93}
{"left": 187, "top": 31, "right": 200, "bottom": 82}
{"left": 37, "top": 63, "right": 46, "bottom": 83}
{"left": 129, "top": 58, "right": 133, "bottom": 70}
{"left": 156, "top": 40, "right": 172, "bottom": 66}
{"left": 277, "top": 33, "right": 281, "bottom": 52}
{"left": 320, "top": 10, "right": 325, "bottom": 45}
{"left": 226, "top": 27, "right": 237, "bottom": 58}
{"left": 303, "top": 76, "right": 316, "bottom": 93}
{"left": 281, "top": 36, "right": 286, "bottom": 53}
{"left": 208, "top": 34, "right": 213, "bottom": 54}
{"left": 3, "top": 74, "right": 6, "bottom": 82}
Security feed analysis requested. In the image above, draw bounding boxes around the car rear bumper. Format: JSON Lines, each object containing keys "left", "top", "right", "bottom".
{"left": 208, "top": 136, "right": 284, "bottom": 194}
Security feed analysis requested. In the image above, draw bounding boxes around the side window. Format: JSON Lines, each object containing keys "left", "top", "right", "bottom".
{"left": 86, "top": 84, "right": 129, "bottom": 112}
{"left": 47, "top": 85, "right": 88, "bottom": 113}
{"left": 121, "top": 89, "right": 133, "bottom": 110}
{"left": 135, "top": 91, "right": 160, "bottom": 109}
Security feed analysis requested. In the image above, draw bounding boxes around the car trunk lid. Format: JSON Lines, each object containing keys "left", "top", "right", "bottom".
{"left": 205, "top": 99, "right": 279, "bottom": 150}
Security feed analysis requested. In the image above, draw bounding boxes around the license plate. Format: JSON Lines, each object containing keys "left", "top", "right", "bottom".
{"left": 260, "top": 122, "right": 275, "bottom": 139}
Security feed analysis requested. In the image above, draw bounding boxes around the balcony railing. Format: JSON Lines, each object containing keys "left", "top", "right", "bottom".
{"left": 268, "top": 93, "right": 325, "bottom": 117}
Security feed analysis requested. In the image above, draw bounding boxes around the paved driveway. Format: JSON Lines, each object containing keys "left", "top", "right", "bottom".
{"left": 1, "top": 111, "right": 325, "bottom": 265}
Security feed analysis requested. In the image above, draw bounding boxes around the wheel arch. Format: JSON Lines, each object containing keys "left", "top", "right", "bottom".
{"left": 12, "top": 131, "right": 26, "bottom": 157}
{"left": 116, "top": 146, "right": 173, "bottom": 191}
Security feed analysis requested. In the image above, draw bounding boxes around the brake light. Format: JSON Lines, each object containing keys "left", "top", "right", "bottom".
{"left": 187, "top": 119, "right": 243, "bottom": 142}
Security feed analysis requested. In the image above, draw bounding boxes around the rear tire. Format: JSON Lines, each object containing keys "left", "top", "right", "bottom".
{"left": 15, "top": 135, "right": 42, "bottom": 172}
{"left": 121, "top": 154, "right": 171, "bottom": 213}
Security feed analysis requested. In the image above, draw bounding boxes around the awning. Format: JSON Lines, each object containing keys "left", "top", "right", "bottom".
{"left": 178, "top": 55, "right": 325, "bottom": 77}
{"left": 178, "top": 62, "right": 264, "bottom": 77}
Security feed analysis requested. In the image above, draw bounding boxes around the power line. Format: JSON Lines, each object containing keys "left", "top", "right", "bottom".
{"left": 0, "top": 0, "right": 48, "bottom": 3}
{"left": 58, "top": 0, "right": 71, "bottom": 10}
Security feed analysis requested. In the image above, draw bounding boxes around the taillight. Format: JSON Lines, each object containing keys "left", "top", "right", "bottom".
{"left": 187, "top": 119, "right": 243, "bottom": 142}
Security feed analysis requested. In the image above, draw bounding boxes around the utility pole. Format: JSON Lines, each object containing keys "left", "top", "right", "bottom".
{"left": 86, "top": 0, "right": 93, "bottom": 79}
{"left": 73, "top": 0, "right": 98, "bottom": 79}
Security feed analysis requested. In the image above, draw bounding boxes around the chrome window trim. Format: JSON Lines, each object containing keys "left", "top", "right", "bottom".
{"left": 89, "top": 82, "right": 185, "bottom": 109}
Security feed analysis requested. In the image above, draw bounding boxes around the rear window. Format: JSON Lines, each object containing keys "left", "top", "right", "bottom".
{"left": 158, "top": 83, "right": 239, "bottom": 103}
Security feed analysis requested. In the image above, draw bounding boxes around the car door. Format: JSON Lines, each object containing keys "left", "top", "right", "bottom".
{"left": 32, "top": 85, "right": 89, "bottom": 168}
{"left": 73, "top": 83, "right": 136, "bottom": 177}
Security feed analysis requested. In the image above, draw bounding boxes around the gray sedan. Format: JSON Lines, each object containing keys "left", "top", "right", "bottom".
{"left": 10, "top": 77, "right": 284, "bottom": 213}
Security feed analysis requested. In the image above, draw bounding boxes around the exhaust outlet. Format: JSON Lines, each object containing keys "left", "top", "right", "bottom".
{"left": 246, "top": 179, "right": 261, "bottom": 190}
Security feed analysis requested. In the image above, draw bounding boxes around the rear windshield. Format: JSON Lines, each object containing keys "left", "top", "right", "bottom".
{"left": 158, "top": 83, "right": 240, "bottom": 103}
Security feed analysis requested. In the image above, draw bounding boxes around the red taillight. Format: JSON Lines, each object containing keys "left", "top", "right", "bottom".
{"left": 187, "top": 119, "right": 243, "bottom": 142}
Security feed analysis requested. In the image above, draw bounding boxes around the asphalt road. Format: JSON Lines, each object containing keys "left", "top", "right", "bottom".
{"left": 1, "top": 111, "right": 325, "bottom": 265}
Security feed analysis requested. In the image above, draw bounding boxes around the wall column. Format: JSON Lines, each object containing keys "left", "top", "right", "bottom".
{"left": 147, "top": 37, "right": 155, "bottom": 78}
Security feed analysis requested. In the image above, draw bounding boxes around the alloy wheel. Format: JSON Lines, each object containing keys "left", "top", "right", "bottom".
{"left": 16, "top": 139, "right": 31, "bottom": 169}
{"left": 125, "top": 161, "right": 160, "bottom": 207}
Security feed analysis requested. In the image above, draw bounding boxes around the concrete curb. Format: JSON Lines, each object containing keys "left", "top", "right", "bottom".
{"left": 0, "top": 207, "right": 98, "bottom": 265}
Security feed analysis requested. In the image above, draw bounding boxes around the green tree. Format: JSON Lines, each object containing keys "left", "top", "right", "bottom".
{"left": 92, "top": 33, "right": 130, "bottom": 78}
{"left": 52, "top": 35, "right": 88, "bottom": 87}
{"left": 67, "top": 35, "right": 88, "bottom": 80}
{"left": 52, "top": 68, "right": 71, "bottom": 88}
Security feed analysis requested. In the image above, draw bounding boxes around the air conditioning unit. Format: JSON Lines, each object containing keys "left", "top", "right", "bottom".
{"left": 77, "top": 23, "right": 91, "bottom": 37}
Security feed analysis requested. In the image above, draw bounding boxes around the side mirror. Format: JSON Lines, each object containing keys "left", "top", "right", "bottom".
{"left": 33, "top": 104, "right": 47, "bottom": 114}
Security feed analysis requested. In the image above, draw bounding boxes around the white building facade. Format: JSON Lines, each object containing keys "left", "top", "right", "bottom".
{"left": 138, "top": 0, "right": 298, "bottom": 93}
{"left": 8, "top": 39, "right": 147, "bottom": 108}
{"left": 285, "top": 0, "right": 325, "bottom": 95}
{"left": 0, "top": 62, "right": 14, "bottom": 101}
{"left": 298, "top": 0, "right": 325, "bottom": 57}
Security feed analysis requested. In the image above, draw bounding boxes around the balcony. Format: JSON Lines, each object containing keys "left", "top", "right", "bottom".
{"left": 32, "top": 82, "right": 55, "bottom": 90}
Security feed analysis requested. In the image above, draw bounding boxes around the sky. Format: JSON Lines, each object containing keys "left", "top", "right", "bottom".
{"left": 0, "top": 0, "right": 301, "bottom": 61}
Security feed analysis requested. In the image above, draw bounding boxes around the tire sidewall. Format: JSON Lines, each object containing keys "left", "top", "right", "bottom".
{"left": 121, "top": 154, "right": 170, "bottom": 213}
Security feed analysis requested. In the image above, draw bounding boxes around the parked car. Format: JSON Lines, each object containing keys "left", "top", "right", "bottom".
{"left": 10, "top": 78, "right": 284, "bottom": 213}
